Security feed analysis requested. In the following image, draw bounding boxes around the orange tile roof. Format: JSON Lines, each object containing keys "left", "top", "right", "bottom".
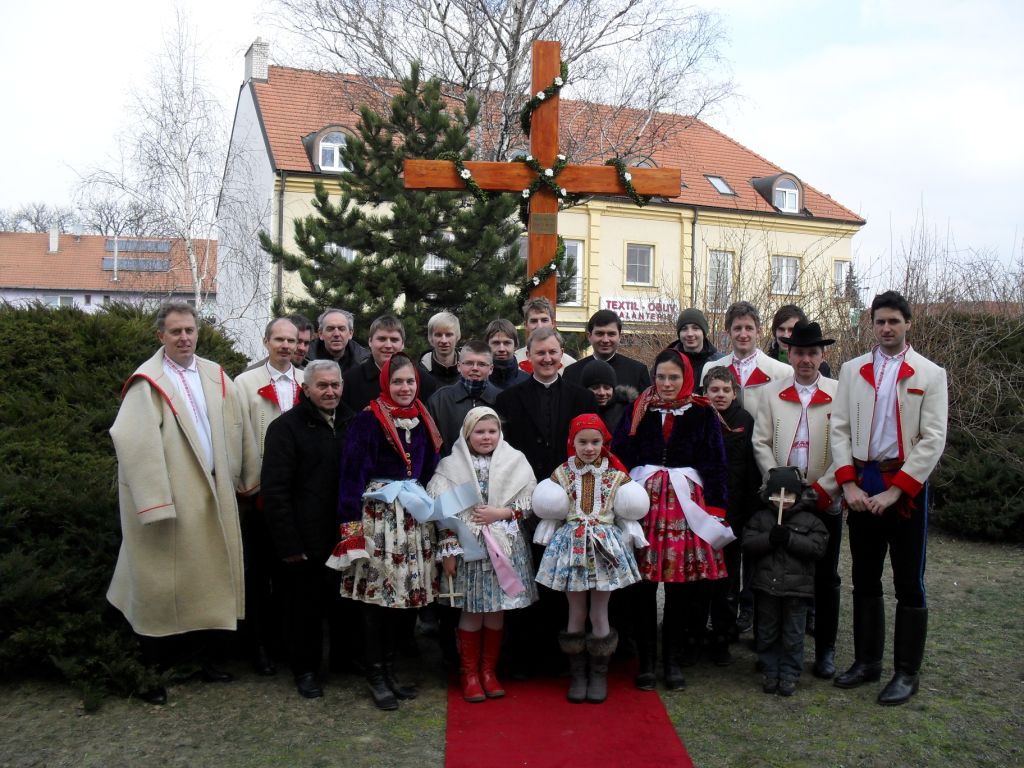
{"left": 0, "top": 232, "right": 216, "bottom": 294}
{"left": 252, "top": 66, "right": 864, "bottom": 226}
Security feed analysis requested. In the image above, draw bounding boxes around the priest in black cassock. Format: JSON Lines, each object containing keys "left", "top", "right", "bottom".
{"left": 562, "top": 309, "right": 652, "bottom": 393}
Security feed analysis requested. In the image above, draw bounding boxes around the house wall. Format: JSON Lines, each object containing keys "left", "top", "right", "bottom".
{"left": 0, "top": 289, "right": 201, "bottom": 312}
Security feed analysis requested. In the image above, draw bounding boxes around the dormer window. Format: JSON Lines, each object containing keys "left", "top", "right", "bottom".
{"left": 319, "top": 131, "right": 348, "bottom": 172}
{"left": 774, "top": 178, "right": 799, "bottom": 212}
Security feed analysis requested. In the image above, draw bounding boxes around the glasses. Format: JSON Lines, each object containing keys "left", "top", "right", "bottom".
{"left": 459, "top": 360, "right": 493, "bottom": 368}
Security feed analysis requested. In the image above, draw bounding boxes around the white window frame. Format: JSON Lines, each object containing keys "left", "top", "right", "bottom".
{"left": 707, "top": 249, "right": 733, "bottom": 310}
{"left": 771, "top": 255, "right": 801, "bottom": 295}
{"left": 625, "top": 243, "right": 653, "bottom": 286}
{"left": 46, "top": 295, "right": 74, "bottom": 307}
{"left": 559, "top": 239, "right": 584, "bottom": 306}
{"left": 834, "top": 260, "right": 850, "bottom": 297}
{"left": 774, "top": 179, "right": 800, "bottom": 212}
{"left": 319, "top": 131, "right": 348, "bottom": 172}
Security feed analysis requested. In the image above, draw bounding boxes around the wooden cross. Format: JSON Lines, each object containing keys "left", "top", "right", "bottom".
{"left": 403, "top": 40, "right": 681, "bottom": 310}
{"left": 769, "top": 490, "right": 797, "bottom": 524}
{"left": 438, "top": 573, "right": 463, "bottom": 602}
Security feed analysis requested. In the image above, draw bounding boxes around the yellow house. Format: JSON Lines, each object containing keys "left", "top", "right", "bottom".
{"left": 219, "top": 40, "right": 864, "bottom": 358}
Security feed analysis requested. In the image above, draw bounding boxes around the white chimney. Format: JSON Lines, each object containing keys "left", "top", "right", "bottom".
{"left": 244, "top": 38, "right": 269, "bottom": 82}
{"left": 48, "top": 225, "right": 59, "bottom": 253}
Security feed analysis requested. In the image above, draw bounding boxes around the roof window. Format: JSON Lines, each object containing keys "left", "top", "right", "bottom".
{"left": 706, "top": 175, "right": 735, "bottom": 195}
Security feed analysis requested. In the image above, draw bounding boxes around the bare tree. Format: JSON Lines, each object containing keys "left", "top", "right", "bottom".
{"left": 78, "top": 10, "right": 222, "bottom": 310}
{"left": 74, "top": 189, "right": 156, "bottom": 237}
{"left": 270, "top": 0, "right": 733, "bottom": 162}
{"left": 0, "top": 202, "right": 79, "bottom": 233}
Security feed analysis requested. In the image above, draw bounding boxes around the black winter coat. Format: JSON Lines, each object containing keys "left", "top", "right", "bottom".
{"left": 718, "top": 401, "right": 761, "bottom": 530}
{"left": 742, "top": 499, "right": 827, "bottom": 598}
{"left": 261, "top": 393, "right": 355, "bottom": 562}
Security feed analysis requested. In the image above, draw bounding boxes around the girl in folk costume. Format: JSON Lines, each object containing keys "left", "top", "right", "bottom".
{"left": 612, "top": 349, "right": 734, "bottom": 692}
{"left": 427, "top": 407, "right": 538, "bottom": 703}
{"left": 328, "top": 353, "right": 442, "bottom": 711}
{"left": 533, "top": 414, "right": 649, "bottom": 704}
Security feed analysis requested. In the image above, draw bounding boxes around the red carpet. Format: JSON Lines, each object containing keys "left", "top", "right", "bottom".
{"left": 444, "top": 666, "right": 694, "bottom": 768}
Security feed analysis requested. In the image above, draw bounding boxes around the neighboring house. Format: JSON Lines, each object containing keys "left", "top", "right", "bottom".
{"left": 219, "top": 39, "right": 864, "bottom": 358}
{"left": 0, "top": 229, "right": 216, "bottom": 313}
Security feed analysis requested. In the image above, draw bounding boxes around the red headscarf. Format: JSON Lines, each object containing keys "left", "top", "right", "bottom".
{"left": 567, "top": 413, "right": 628, "bottom": 473}
{"left": 369, "top": 355, "right": 443, "bottom": 470}
{"left": 628, "top": 348, "right": 702, "bottom": 436}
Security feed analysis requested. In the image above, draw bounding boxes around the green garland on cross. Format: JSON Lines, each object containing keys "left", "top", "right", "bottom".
{"left": 605, "top": 156, "right": 653, "bottom": 208}
{"left": 520, "top": 61, "right": 569, "bottom": 137}
{"left": 515, "top": 235, "right": 566, "bottom": 308}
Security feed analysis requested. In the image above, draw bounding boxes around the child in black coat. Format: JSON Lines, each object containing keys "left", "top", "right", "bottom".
{"left": 743, "top": 466, "right": 827, "bottom": 696}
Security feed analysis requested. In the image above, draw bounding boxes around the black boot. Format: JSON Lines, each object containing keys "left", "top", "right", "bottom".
{"left": 813, "top": 586, "right": 841, "bottom": 679}
{"left": 834, "top": 595, "right": 884, "bottom": 689}
{"left": 635, "top": 638, "right": 657, "bottom": 691}
{"left": 662, "top": 616, "right": 686, "bottom": 691}
{"left": 363, "top": 605, "right": 399, "bottom": 710}
{"left": 878, "top": 606, "right": 927, "bottom": 706}
{"left": 366, "top": 663, "right": 398, "bottom": 710}
{"left": 383, "top": 652, "right": 418, "bottom": 700}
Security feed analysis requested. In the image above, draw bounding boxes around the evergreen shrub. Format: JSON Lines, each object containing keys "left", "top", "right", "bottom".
{"left": 0, "top": 302, "right": 246, "bottom": 707}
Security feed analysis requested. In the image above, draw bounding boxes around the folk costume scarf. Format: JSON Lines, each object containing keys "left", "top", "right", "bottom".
{"left": 566, "top": 413, "right": 629, "bottom": 473}
{"left": 628, "top": 349, "right": 703, "bottom": 439}
{"left": 369, "top": 356, "right": 443, "bottom": 474}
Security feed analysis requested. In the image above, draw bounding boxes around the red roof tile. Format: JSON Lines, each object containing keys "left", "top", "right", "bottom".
{"left": 251, "top": 66, "right": 863, "bottom": 226}
{"left": 0, "top": 232, "right": 216, "bottom": 294}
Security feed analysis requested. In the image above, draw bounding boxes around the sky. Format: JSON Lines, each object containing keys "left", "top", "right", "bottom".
{"left": 2, "top": 0, "right": 1022, "bottom": 282}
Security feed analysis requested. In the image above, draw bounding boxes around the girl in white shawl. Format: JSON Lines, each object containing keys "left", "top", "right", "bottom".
{"left": 427, "top": 407, "right": 538, "bottom": 703}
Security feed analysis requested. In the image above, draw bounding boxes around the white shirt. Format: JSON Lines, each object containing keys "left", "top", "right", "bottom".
{"left": 788, "top": 379, "right": 818, "bottom": 473}
{"left": 732, "top": 351, "right": 758, "bottom": 388}
{"left": 163, "top": 356, "right": 214, "bottom": 471}
{"left": 868, "top": 346, "right": 908, "bottom": 461}
{"left": 266, "top": 362, "right": 298, "bottom": 413}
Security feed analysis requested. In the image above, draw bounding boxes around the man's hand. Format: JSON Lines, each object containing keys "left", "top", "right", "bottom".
{"left": 867, "top": 486, "right": 903, "bottom": 515}
{"left": 842, "top": 481, "right": 871, "bottom": 512}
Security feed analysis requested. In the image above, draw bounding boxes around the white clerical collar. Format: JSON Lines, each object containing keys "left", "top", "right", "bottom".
{"left": 533, "top": 375, "right": 558, "bottom": 388}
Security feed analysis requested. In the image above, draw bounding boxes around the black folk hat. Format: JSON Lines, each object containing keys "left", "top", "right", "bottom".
{"left": 785, "top": 320, "right": 835, "bottom": 348}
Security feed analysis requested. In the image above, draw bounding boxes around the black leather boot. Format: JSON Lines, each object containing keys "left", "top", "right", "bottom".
{"left": 878, "top": 606, "right": 927, "bottom": 706}
{"left": 366, "top": 663, "right": 398, "bottom": 710}
{"left": 635, "top": 638, "right": 657, "bottom": 691}
{"left": 662, "top": 614, "right": 686, "bottom": 691}
{"left": 834, "top": 595, "right": 884, "bottom": 689}
{"left": 813, "top": 586, "right": 841, "bottom": 679}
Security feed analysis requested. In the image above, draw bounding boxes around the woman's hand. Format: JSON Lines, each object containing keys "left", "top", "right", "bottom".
{"left": 471, "top": 504, "right": 509, "bottom": 525}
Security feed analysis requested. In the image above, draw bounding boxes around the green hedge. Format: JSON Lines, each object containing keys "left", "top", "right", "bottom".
{"left": 0, "top": 303, "right": 246, "bottom": 708}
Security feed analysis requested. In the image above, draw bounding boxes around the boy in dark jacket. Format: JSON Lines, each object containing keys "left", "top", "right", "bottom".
{"left": 704, "top": 366, "right": 760, "bottom": 660}
{"left": 743, "top": 466, "right": 827, "bottom": 696}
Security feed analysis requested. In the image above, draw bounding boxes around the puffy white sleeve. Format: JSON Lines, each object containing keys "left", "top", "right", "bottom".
{"left": 532, "top": 479, "right": 570, "bottom": 520}
{"left": 612, "top": 480, "right": 649, "bottom": 521}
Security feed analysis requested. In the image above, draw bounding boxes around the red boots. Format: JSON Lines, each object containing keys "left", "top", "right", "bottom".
{"left": 457, "top": 627, "right": 506, "bottom": 702}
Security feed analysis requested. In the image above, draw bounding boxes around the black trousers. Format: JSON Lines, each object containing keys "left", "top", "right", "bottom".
{"left": 277, "top": 559, "right": 356, "bottom": 676}
{"left": 239, "top": 496, "right": 285, "bottom": 659}
{"left": 848, "top": 492, "right": 928, "bottom": 609}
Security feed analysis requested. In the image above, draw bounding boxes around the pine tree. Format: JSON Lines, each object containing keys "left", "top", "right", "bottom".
{"left": 261, "top": 64, "right": 560, "bottom": 354}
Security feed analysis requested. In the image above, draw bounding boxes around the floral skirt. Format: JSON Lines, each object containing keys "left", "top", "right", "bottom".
{"left": 536, "top": 521, "right": 641, "bottom": 592}
{"left": 639, "top": 469, "right": 727, "bottom": 583}
{"left": 340, "top": 479, "right": 438, "bottom": 608}
{"left": 440, "top": 525, "right": 538, "bottom": 613}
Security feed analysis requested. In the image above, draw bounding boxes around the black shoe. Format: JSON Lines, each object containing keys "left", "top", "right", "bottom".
{"left": 199, "top": 664, "right": 234, "bottom": 683}
{"left": 777, "top": 679, "right": 797, "bottom": 697}
{"left": 366, "top": 664, "right": 399, "bottom": 711}
{"left": 877, "top": 671, "right": 920, "bottom": 706}
{"left": 663, "top": 661, "right": 687, "bottom": 691}
{"left": 383, "top": 665, "right": 418, "bottom": 700}
{"left": 253, "top": 647, "right": 277, "bottom": 677}
{"left": 761, "top": 676, "right": 778, "bottom": 694}
{"left": 138, "top": 686, "right": 167, "bottom": 705}
{"left": 833, "top": 660, "right": 882, "bottom": 689}
{"left": 812, "top": 648, "right": 836, "bottom": 679}
{"left": 709, "top": 643, "right": 733, "bottom": 667}
{"left": 736, "top": 608, "right": 753, "bottom": 634}
{"left": 295, "top": 672, "right": 323, "bottom": 699}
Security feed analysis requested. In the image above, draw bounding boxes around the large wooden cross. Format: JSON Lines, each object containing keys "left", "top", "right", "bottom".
{"left": 403, "top": 40, "right": 681, "bottom": 311}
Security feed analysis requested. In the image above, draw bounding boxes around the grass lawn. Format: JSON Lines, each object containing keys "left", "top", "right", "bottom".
{"left": 1, "top": 531, "right": 1020, "bottom": 767}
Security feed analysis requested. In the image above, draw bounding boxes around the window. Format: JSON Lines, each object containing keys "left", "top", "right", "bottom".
{"left": 319, "top": 131, "right": 348, "bottom": 172}
{"left": 774, "top": 178, "right": 799, "bottom": 212}
{"left": 707, "top": 250, "right": 733, "bottom": 309}
{"left": 45, "top": 296, "right": 74, "bottom": 307}
{"left": 706, "top": 175, "right": 735, "bottom": 195}
{"left": 323, "top": 242, "right": 357, "bottom": 262}
{"left": 560, "top": 239, "right": 584, "bottom": 305}
{"left": 84, "top": 294, "right": 92, "bottom": 305}
{"left": 424, "top": 253, "right": 447, "bottom": 272}
{"left": 625, "top": 243, "right": 653, "bottom": 285}
{"left": 771, "top": 256, "right": 800, "bottom": 295}
{"left": 834, "top": 260, "right": 850, "bottom": 297}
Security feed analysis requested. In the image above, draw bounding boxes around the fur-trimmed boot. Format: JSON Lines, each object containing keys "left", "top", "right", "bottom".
{"left": 558, "top": 630, "right": 588, "bottom": 704}
{"left": 457, "top": 629, "right": 485, "bottom": 703}
{"left": 480, "top": 627, "right": 506, "bottom": 699}
{"left": 585, "top": 629, "right": 619, "bottom": 704}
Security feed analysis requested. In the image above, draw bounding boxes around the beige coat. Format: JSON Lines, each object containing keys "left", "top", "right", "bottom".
{"left": 830, "top": 347, "right": 948, "bottom": 497}
{"left": 234, "top": 364, "right": 304, "bottom": 459}
{"left": 753, "top": 375, "right": 840, "bottom": 505}
{"left": 701, "top": 350, "right": 792, "bottom": 420}
{"left": 106, "top": 349, "right": 260, "bottom": 637}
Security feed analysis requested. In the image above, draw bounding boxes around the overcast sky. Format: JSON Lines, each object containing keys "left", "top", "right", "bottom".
{"left": 2, "top": 0, "right": 1021, "bottom": 282}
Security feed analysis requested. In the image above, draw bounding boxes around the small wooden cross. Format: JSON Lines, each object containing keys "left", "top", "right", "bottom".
{"left": 769, "top": 490, "right": 798, "bottom": 524}
{"left": 403, "top": 40, "right": 681, "bottom": 310}
{"left": 438, "top": 573, "right": 463, "bottom": 602}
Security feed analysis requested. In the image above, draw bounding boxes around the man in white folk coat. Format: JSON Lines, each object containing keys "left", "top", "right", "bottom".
{"left": 107, "top": 301, "right": 260, "bottom": 704}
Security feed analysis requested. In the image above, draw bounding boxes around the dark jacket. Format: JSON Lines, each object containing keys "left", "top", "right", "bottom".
{"left": 612, "top": 400, "right": 729, "bottom": 512}
{"left": 598, "top": 385, "right": 636, "bottom": 436}
{"left": 341, "top": 355, "right": 438, "bottom": 413}
{"left": 742, "top": 495, "right": 827, "bottom": 598}
{"left": 419, "top": 351, "right": 460, "bottom": 388}
{"left": 563, "top": 353, "right": 652, "bottom": 393}
{"left": 427, "top": 380, "right": 501, "bottom": 455}
{"left": 670, "top": 338, "right": 724, "bottom": 393}
{"left": 308, "top": 337, "right": 370, "bottom": 376}
{"left": 489, "top": 358, "right": 530, "bottom": 390}
{"left": 495, "top": 376, "right": 597, "bottom": 481}
{"left": 718, "top": 400, "right": 761, "bottom": 531}
{"left": 261, "top": 393, "right": 356, "bottom": 562}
